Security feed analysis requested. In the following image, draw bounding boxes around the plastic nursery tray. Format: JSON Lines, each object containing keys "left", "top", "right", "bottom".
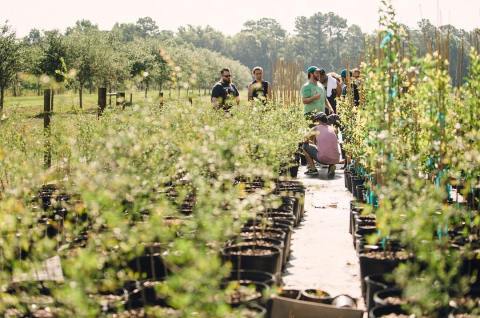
{"left": 270, "top": 296, "right": 364, "bottom": 318}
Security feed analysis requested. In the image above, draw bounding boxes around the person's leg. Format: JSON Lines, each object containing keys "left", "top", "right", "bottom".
{"left": 302, "top": 143, "right": 320, "bottom": 175}
{"left": 327, "top": 164, "right": 336, "bottom": 179}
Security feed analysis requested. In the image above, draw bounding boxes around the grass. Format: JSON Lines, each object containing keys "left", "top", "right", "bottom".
{"left": 1, "top": 88, "right": 251, "bottom": 119}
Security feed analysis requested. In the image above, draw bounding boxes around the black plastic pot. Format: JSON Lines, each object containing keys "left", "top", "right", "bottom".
{"left": 264, "top": 211, "right": 296, "bottom": 221}
{"left": 299, "top": 289, "right": 332, "bottom": 304}
{"left": 359, "top": 249, "right": 406, "bottom": 300}
{"left": 279, "top": 289, "right": 301, "bottom": 300}
{"left": 224, "top": 280, "right": 268, "bottom": 307}
{"left": 460, "top": 251, "right": 480, "bottom": 290}
{"left": 228, "top": 270, "right": 276, "bottom": 287}
{"left": 365, "top": 274, "right": 396, "bottom": 311}
{"left": 127, "top": 254, "right": 168, "bottom": 281}
{"left": 351, "top": 176, "right": 365, "bottom": 198}
{"left": 344, "top": 168, "right": 350, "bottom": 189}
{"left": 354, "top": 226, "right": 377, "bottom": 250}
{"left": 369, "top": 305, "right": 407, "bottom": 318}
{"left": 289, "top": 165, "right": 299, "bottom": 178}
{"left": 373, "top": 288, "right": 403, "bottom": 308}
{"left": 244, "top": 303, "right": 267, "bottom": 317}
{"left": 124, "top": 280, "right": 168, "bottom": 309}
{"left": 355, "top": 185, "right": 366, "bottom": 202}
{"left": 345, "top": 169, "right": 352, "bottom": 192}
{"left": 231, "top": 237, "right": 286, "bottom": 269}
{"left": 222, "top": 244, "right": 282, "bottom": 277}
{"left": 466, "top": 187, "right": 480, "bottom": 210}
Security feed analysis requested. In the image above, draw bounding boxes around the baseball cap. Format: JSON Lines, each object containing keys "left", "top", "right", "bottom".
{"left": 307, "top": 66, "right": 320, "bottom": 74}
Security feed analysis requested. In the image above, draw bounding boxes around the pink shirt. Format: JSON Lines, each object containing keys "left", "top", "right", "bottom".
{"left": 314, "top": 124, "right": 340, "bottom": 164}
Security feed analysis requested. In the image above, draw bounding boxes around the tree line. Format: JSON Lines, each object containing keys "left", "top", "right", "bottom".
{"left": 1, "top": 13, "right": 479, "bottom": 110}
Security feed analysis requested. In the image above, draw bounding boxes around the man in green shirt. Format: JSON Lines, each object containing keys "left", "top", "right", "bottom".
{"left": 301, "top": 66, "right": 334, "bottom": 119}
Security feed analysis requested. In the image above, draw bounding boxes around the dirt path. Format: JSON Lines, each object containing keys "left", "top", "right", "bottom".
{"left": 283, "top": 165, "right": 363, "bottom": 304}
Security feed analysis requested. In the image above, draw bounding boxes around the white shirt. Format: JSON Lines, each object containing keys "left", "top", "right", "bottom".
{"left": 326, "top": 75, "right": 338, "bottom": 98}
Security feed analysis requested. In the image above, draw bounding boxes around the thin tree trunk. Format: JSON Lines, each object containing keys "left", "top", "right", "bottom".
{"left": 0, "top": 86, "right": 4, "bottom": 111}
{"left": 109, "top": 85, "right": 112, "bottom": 106}
{"left": 145, "top": 82, "right": 148, "bottom": 98}
{"left": 13, "top": 83, "right": 17, "bottom": 97}
{"left": 79, "top": 84, "right": 83, "bottom": 109}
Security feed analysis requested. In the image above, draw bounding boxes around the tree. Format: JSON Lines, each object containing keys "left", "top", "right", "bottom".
{"left": 39, "top": 30, "right": 67, "bottom": 82}
{"left": 136, "top": 17, "right": 159, "bottom": 38}
{"left": 230, "top": 18, "right": 287, "bottom": 81}
{"left": 0, "top": 23, "right": 22, "bottom": 110}
{"left": 177, "top": 25, "right": 228, "bottom": 54}
{"left": 65, "top": 30, "right": 100, "bottom": 108}
{"left": 291, "top": 12, "right": 351, "bottom": 71}
{"left": 24, "top": 28, "right": 42, "bottom": 45}
{"left": 65, "top": 19, "right": 99, "bottom": 35}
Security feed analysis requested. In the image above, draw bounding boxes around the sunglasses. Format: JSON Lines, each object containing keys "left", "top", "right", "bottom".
{"left": 223, "top": 75, "right": 231, "bottom": 78}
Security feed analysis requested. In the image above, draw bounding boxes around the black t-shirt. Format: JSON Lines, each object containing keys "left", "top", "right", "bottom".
{"left": 250, "top": 80, "right": 269, "bottom": 102}
{"left": 211, "top": 81, "right": 239, "bottom": 109}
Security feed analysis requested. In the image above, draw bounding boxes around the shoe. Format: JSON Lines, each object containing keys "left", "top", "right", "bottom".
{"left": 327, "top": 165, "right": 336, "bottom": 179}
{"left": 305, "top": 168, "right": 319, "bottom": 176}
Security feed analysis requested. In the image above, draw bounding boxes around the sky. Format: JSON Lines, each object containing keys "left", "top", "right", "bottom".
{"left": 2, "top": 0, "right": 479, "bottom": 37}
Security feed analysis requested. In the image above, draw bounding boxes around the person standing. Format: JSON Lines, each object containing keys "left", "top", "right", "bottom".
{"left": 301, "top": 66, "right": 334, "bottom": 120}
{"left": 248, "top": 66, "right": 271, "bottom": 104}
{"left": 211, "top": 68, "right": 240, "bottom": 111}
{"left": 351, "top": 68, "right": 361, "bottom": 106}
{"left": 319, "top": 69, "right": 342, "bottom": 114}
{"left": 340, "top": 69, "right": 351, "bottom": 97}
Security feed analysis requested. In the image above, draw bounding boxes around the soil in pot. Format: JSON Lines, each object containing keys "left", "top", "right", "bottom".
{"left": 242, "top": 226, "right": 291, "bottom": 261}
{"left": 299, "top": 289, "right": 332, "bottom": 304}
{"left": 232, "top": 237, "right": 286, "bottom": 269}
{"left": 239, "top": 303, "right": 267, "bottom": 318}
{"left": 222, "top": 244, "right": 282, "bottom": 277}
{"left": 224, "top": 281, "right": 267, "bottom": 307}
{"left": 369, "top": 305, "right": 409, "bottom": 318}
{"left": 228, "top": 270, "right": 276, "bottom": 287}
{"left": 359, "top": 248, "right": 410, "bottom": 299}
{"left": 374, "top": 288, "right": 405, "bottom": 307}
{"left": 365, "top": 274, "right": 397, "bottom": 311}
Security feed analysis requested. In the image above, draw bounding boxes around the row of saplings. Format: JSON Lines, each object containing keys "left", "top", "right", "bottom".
{"left": 345, "top": 167, "right": 480, "bottom": 318}
{"left": 5, "top": 176, "right": 319, "bottom": 318}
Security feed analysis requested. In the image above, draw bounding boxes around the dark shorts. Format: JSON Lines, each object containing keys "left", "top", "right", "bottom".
{"left": 302, "top": 143, "right": 320, "bottom": 163}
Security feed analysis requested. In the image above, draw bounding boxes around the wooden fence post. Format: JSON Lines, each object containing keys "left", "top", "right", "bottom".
{"left": 44, "top": 89, "right": 52, "bottom": 168}
{"left": 98, "top": 87, "right": 107, "bottom": 117}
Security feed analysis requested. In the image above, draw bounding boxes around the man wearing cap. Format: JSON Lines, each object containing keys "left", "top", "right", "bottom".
{"left": 302, "top": 112, "right": 340, "bottom": 178}
{"left": 301, "top": 66, "right": 334, "bottom": 120}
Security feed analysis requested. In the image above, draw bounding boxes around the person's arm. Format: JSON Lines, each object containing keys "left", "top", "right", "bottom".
{"left": 304, "top": 128, "right": 317, "bottom": 143}
{"left": 336, "top": 79, "right": 342, "bottom": 97}
{"left": 211, "top": 97, "right": 219, "bottom": 108}
{"left": 211, "top": 84, "right": 222, "bottom": 108}
{"left": 326, "top": 96, "right": 334, "bottom": 114}
{"left": 247, "top": 84, "right": 253, "bottom": 102}
{"left": 303, "top": 93, "right": 320, "bottom": 104}
{"left": 233, "top": 85, "right": 240, "bottom": 106}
